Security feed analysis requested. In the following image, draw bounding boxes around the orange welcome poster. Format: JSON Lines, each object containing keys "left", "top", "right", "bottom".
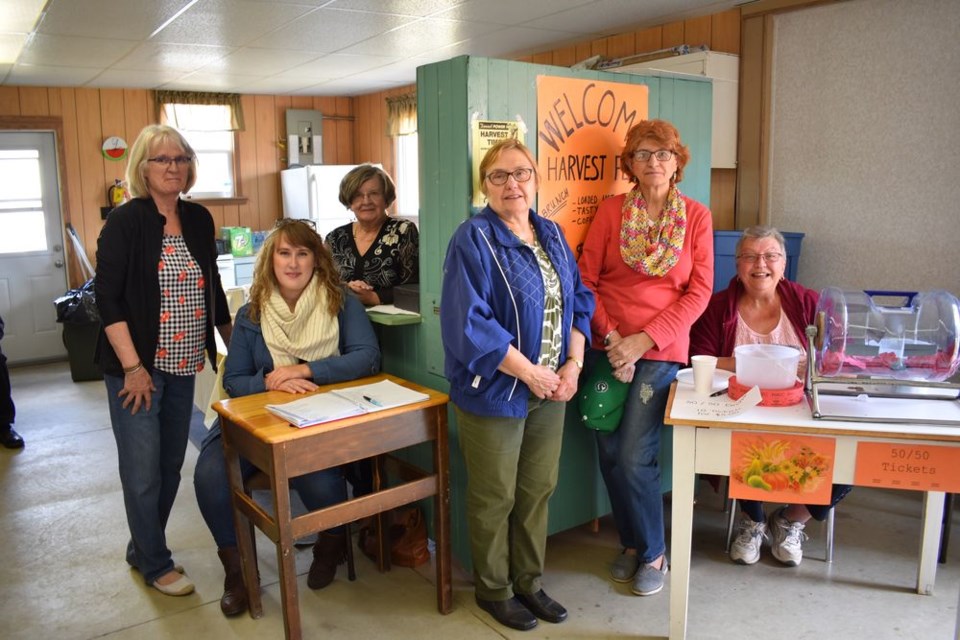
{"left": 535, "top": 75, "right": 648, "bottom": 256}
{"left": 729, "top": 432, "right": 837, "bottom": 505}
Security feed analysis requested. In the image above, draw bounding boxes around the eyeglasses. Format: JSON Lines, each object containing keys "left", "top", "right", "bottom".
{"left": 737, "top": 252, "right": 784, "bottom": 263}
{"left": 274, "top": 218, "right": 316, "bottom": 230}
{"left": 632, "top": 149, "right": 674, "bottom": 163}
{"left": 147, "top": 155, "right": 193, "bottom": 167}
{"left": 486, "top": 168, "right": 535, "bottom": 186}
{"left": 351, "top": 190, "right": 384, "bottom": 203}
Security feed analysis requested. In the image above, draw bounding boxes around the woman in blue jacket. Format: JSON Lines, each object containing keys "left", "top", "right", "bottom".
{"left": 193, "top": 219, "right": 380, "bottom": 616}
{"left": 440, "top": 138, "right": 594, "bottom": 632}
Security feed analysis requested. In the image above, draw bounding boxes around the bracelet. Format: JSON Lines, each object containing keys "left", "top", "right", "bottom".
{"left": 603, "top": 331, "right": 616, "bottom": 346}
{"left": 123, "top": 361, "right": 143, "bottom": 374}
{"left": 567, "top": 357, "right": 583, "bottom": 371}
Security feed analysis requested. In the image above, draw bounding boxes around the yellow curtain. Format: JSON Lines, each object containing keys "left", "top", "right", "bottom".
{"left": 386, "top": 92, "right": 417, "bottom": 136}
{"left": 154, "top": 90, "right": 245, "bottom": 131}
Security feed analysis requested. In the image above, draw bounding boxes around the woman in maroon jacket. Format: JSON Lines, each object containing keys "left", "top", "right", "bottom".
{"left": 690, "top": 225, "right": 850, "bottom": 568}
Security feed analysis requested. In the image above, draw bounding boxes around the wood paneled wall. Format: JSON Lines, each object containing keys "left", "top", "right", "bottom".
{"left": 0, "top": 6, "right": 742, "bottom": 286}
{"left": 0, "top": 87, "right": 354, "bottom": 286}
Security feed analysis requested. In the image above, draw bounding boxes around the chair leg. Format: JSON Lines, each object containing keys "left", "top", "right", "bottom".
{"left": 725, "top": 498, "right": 738, "bottom": 553}
{"left": 342, "top": 476, "right": 357, "bottom": 581}
{"left": 939, "top": 493, "right": 953, "bottom": 564}
{"left": 825, "top": 507, "right": 835, "bottom": 564}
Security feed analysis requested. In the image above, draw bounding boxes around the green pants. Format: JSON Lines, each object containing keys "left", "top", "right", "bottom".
{"left": 455, "top": 397, "right": 565, "bottom": 600}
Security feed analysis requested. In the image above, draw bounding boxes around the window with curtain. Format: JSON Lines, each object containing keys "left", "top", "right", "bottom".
{"left": 156, "top": 91, "right": 244, "bottom": 199}
{"left": 387, "top": 93, "right": 418, "bottom": 223}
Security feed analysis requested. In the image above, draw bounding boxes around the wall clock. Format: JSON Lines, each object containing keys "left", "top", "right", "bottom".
{"left": 101, "top": 136, "right": 128, "bottom": 161}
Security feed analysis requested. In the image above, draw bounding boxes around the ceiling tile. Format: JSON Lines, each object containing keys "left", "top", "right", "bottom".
{"left": 437, "top": 26, "right": 583, "bottom": 59}
{"left": 436, "top": 0, "right": 596, "bottom": 26}
{"left": 152, "top": 0, "right": 319, "bottom": 47}
{"left": 327, "top": 0, "right": 469, "bottom": 17}
{"left": 200, "top": 47, "right": 321, "bottom": 75}
{"left": 7, "top": 63, "right": 101, "bottom": 86}
{"left": 112, "top": 42, "right": 233, "bottom": 72}
{"left": 233, "top": 76, "right": 323, "bottom": 95}
{"left": 249, "top": 7, "right": 414, "bottom": 53}
{"left": 92, "top": 68, "right": 185, "bottom": 88}
{"left": 36, "top": 0, "right": 192, "bottom": 39}
{"left": 19, "top": 34, "right": 138, "bottom": 67}
{"left": 341, "top": 17, "right": 500, "bottom": 57}
{"left": 278, "top": 53, "right": 394, "bottom": 80}
{"left": 0, "top": 34, "right": 29, "bottom": 63}
{"left": 163, "top": 70, "right": 262, "bottom": 91}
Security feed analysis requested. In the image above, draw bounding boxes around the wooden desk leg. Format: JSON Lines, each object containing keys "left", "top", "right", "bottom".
{"left": 669, "top": 425, "right": 697, "bottom": 640}
{"left": 272, "top": 462, "right": 302, "bottom": 640}
{"left": 918, "top": 491, "right": 946, "bottom": 595}
{"left": 224, "top": 433, "right": 262, "bottom": 619}
{"left": 433, "top": 406, "right": 453, "bottom": 614}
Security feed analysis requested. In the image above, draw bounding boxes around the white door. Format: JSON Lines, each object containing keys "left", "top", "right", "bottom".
{"left": 0, "top": 132, "right": 69, "bottom": 364}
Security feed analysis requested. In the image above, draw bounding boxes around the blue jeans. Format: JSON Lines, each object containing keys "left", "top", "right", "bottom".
{"left": 194, "top": 422, "right": 347, "bottom": 549}
{"left": 590, "top": 351, "right": 679, "bottom": 564}
{"left": 105, "top": 371, "right": 195, "bottom": 584}
{"left": 740, "top": 484, "right": 853, "bottom": 523}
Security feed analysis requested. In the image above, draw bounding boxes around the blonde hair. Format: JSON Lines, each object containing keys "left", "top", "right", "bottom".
{"left": 125, "top": 125, "right": 197, "bottom": 198}
{"left": 246, "top": 221, "right": 344, "bottom": 323}
{"left": 477, "top": 138, "right": 539, "bottom": 197}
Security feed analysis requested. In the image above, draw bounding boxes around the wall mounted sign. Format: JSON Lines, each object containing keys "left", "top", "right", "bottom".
{"left": 855, "top": 442, "right": 960, "bottom": 492}
{"left": 535, "top": 75, "right": 648, "bottom": 256}
{"left": 101, "top": 136, "right": 128, "bottom": 161}
{"left": 470, "top": 119, "right": 524, "bottom": 209}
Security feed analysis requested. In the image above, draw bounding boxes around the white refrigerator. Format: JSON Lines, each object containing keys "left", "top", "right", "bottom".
{"left": 280, "top": 164, "right": 365, "bottom": 239}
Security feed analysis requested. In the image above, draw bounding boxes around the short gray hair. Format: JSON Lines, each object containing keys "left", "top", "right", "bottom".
{"left": 736, "top": 225, "right": 786, "bottom": 257}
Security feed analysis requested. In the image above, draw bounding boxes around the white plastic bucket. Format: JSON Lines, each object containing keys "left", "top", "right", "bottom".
{"left": 734, "top": 344, "right": 801, "bottom": 390}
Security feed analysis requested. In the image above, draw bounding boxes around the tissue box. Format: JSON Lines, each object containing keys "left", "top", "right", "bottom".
{"left": 229, "top": 227, "right": 253, "bottom": 256}
{"left": 394, "top": 284, "right": 420, "bottom": 313}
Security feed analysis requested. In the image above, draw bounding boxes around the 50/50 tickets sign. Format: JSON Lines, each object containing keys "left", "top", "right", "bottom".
{"left": 536, "top": 75, "right": 649, "bottom": 257}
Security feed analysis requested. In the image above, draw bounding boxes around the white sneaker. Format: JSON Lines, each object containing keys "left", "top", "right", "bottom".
{"left": 729, "top": 517, "right": 766, "bottom": 565}
{"left": 768, "top": 507, "right": 807, "bottom": 567}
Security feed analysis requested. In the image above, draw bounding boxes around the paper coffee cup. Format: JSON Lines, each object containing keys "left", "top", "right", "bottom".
{"left": 691, "top": 355, "right": 718, "bottom": 396}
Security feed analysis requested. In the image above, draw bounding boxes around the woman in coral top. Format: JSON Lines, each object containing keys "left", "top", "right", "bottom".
{"left": 579, "top": 119, "right": 714, "bottom": 597}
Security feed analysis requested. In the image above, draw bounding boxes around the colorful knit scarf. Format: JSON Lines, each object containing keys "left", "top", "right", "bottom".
{"left": 618, "top": 184, "right": 687, "bottom": 277}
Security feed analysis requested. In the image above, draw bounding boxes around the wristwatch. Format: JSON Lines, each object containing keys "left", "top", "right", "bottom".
{"left": 567, "top": 357, "right": 583, "bottom": 370}
{"left": 603, "top": 331, "right": 616, "bottom": 346}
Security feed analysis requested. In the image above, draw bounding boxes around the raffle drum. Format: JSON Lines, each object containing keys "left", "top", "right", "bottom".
{"left": 806, "top": 289, "right": 960, "bottom": 424}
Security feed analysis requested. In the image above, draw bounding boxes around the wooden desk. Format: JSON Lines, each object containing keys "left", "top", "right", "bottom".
{"left": 213, "top": 374, "right": 452, "bottom": 640}
{"left": 664, "top": 383, "right": 960, "bottom": 640}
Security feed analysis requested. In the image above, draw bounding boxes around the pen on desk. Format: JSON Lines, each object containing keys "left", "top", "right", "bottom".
{"left": 363, "top": 395, "right": 383, "bottom": 407}
{"left": 709, "top": 388, "right": 728, "bottom": 398}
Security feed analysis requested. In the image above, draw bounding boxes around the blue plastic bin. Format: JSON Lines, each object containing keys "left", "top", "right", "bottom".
{"left": 712, "top": 230, "right": 804, "bottom": 292}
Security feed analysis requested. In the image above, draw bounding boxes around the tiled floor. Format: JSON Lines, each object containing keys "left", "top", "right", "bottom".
{"left": 2, "top": 361, "right": 959, "bottom": 639}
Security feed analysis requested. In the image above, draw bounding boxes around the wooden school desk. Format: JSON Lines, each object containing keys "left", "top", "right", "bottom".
{"left": 664, "top": 382, "right": 960, "bottom": 640}
{"left": 213, "top": 374, "right": 451, "bottom": 640}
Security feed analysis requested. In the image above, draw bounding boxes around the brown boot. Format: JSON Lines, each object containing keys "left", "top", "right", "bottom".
{"left": 217, "top": 547, "right": 247, "bottom": 616}
{"left": 307, "top": 531, "right": 347, "bottom": 590}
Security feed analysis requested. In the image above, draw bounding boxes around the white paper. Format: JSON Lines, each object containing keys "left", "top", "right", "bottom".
{"left": 675, "top": 385, "right": 763, "bottom": 420}
{"left": 266, "top": 379, "right": 430, "bottom": 428}
{"left": 366, "top": 304, "right": 419, "bottom": 316}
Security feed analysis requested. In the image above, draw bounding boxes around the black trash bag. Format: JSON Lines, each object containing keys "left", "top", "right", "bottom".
{"left": 54, "top": 278, "right": 100, "bottom": 324}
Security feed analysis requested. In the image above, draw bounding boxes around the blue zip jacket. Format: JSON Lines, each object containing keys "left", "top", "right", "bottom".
{"left": 440, "top": 207, "right": 594, "bottom": 418}
{"left": 223, "top": 290, "right": 380, "bottom": 398}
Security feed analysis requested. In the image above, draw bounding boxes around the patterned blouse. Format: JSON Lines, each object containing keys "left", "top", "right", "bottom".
{"left": 325, "top": 217, "right": 419, "bottom": 305}
{"left": 527, "top": 236, "right": 563, "bottom": 371}
{"left": 155, "top": 234, "right": 207, "bottom": 374}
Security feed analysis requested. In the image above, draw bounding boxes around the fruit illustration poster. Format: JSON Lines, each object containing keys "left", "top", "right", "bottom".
{"left": 729, "top": 432, "right": 836, "bottom": 505}
{"left": 535, "top": 75, "right": 648, "bottom": 257}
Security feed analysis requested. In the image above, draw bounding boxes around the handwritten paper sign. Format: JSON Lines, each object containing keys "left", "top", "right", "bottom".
{"left": 855, "top": 442, "right": 960, "bottom": 492}
{"left": 676, "top": 385, "right": 763, "bottom": 420}
{"left": 729, "top": 432, "right": 836, "bottom": 505}
{"left": 535, "top": 75, "right": 648, "bottom": 256}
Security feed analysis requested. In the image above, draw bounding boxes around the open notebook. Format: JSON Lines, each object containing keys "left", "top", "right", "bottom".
{"left": 266, "top": 379, "right": 430, "bottom": 428}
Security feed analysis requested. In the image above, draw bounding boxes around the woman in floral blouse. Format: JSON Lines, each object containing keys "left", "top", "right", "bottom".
{"left": 325, "top": 164, "right": 418, "bottom": 306}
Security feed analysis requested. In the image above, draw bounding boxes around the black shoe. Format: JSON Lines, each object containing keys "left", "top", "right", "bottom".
{"left": 1, "top": 426, "right": 23, "bottom": 449}
{"left": 515, "top": 589, "right": 568, "bottom": 623}
{"left": 475, "top": 596, "right": 538, "bottom": 631}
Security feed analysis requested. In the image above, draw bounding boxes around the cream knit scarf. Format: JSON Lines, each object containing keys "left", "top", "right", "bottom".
{"left": 261, "top": 279, "right": 339, "bottom": 367}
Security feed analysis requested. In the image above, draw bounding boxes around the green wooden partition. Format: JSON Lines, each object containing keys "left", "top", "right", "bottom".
{"left": 379, "top": 56, "right": 712, "bottom": 570}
